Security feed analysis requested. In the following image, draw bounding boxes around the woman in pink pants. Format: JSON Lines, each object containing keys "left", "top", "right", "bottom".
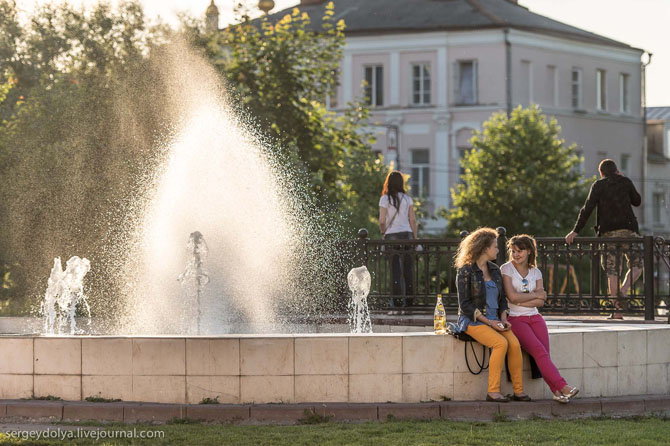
{"left": 501, "top": 235, "right": 579, "bottom": 404}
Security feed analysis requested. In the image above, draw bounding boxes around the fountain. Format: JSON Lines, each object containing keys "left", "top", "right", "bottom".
{"left": 347, "top": 266, "right": 372, "bottom": 333}
{"left": 177, "top": 231, "right": 210, "bottom": 335}
{"left": 41, "top": 256, "right": 91, "bottom": 335}
{"left": 1, "top": 35, "right": 666, "bottom": 408}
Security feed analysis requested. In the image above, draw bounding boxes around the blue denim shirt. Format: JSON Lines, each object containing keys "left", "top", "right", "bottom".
{"left": 457, "top": 280, "right": 499, "bottom": 331}
{"left": 456, "top": 261, "right": 509, "bottom": 325}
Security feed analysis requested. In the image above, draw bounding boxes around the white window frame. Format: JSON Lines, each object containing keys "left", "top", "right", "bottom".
{"left": 547, "top": 65, "right": 558, "bottom": 107}
{"left": 364, "top": 65, "right": 384, "bottom": 107}
{"left": 409, "top": 148, "right": 430, "bottom": 197}
{"left": 571, "top": 68, "right": 583, "bottom": 110}
{"left": 327, "top": 68, "right": 339, "bottom": 109}
{"left": 620, "top": 153, "right": 631, "bottom": 177}
{"left": 521, "top": 60, "right": 533, "bottom": 105}
{"left": 455, "top": 60, "right": 478, "bottom": 105}
{"left": 596, "top": 69, "right": 607, "bottom": 112}
{"left": 574, "top": 150, "right": 585, "bottom": 174}
{"left": 411, "top": 63, "right": 431, "bottom": 106}
{"left": 652, "top": 192, "right": 665, "bottom": 224}
{"left": 619, "top": 73, "right": 630, "bottom": 114}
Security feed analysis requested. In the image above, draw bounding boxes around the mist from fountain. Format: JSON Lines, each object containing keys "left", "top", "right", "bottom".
{"left": 114, "top": 41, "right": 346, "bottom": 335}
{"left": 347, "top": 266, "right": 372, "bottom": 334}
{"left": 41, "top": 256, "right": 92, "bottom": 335}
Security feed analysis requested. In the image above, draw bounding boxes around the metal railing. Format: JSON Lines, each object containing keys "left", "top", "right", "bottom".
{"left": 345, "top": 228, "right": 670, "bottom": 320}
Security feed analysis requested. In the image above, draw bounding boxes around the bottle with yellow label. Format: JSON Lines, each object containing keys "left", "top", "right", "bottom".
{"left": 434, "top": 294, "right": 446, "bottom": 334}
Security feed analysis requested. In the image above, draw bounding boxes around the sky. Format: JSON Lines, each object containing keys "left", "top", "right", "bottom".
{"left": 13, "top": 0, "right": 670, "bottom": 106}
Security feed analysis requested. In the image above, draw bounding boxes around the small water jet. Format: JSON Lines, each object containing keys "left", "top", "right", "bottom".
{"left": 177, "top": 231, "right": 210, "bottom": 334}
{"left": 41, "top": 256, "right": 92, "bottom": 335}
{"left": 347, "top": 266, "right": 372, "bottom": 333}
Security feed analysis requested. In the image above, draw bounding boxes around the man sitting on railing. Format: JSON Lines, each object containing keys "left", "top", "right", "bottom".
{"left": 565, "top": 159, "right": 642, "bottom": 319}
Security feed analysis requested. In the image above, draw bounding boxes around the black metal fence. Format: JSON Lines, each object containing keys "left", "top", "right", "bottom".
{"left": 346, "top": 228, "right": 670, "bottom": 320}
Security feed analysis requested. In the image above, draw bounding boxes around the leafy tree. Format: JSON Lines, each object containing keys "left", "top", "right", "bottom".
{"left": 186, "top": 3, "right": 388, "bottom": 236}
{"left": 0, "top": 0, "right": 166, "bottom": 313}
{"left": 443, "top": 105, "right": 593, "bottom": 237}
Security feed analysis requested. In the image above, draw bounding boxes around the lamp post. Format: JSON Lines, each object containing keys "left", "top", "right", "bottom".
{"left": 258, "top": 0, "right": 275, "bottom": 13}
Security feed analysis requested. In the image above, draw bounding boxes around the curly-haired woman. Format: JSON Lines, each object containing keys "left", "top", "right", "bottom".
{"left": 455, "top": 227, "right": 529, "bottom": 403}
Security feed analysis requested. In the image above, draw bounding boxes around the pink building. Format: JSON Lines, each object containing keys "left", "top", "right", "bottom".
{"left": 260, "top": 0, "right": 649, "bottom": 233}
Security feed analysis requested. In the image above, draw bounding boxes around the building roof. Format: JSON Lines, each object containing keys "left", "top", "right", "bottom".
{"left": 266, "top": 0, "right": 636, "bottom": 50}
{"left": 647, "top": 107, "right": 670, "bottom": 121}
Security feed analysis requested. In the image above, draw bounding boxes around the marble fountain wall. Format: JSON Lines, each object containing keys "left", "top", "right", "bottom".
{"left": 0, "top": 324, "right": 668, "bottom": 404}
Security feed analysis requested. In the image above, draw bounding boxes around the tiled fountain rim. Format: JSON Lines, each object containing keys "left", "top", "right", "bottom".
{"left": 6, "top": 322, "right": 669, "bottom": 339}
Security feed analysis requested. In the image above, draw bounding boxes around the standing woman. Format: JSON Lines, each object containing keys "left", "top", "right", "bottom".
{"left": 501, "top": 235, "right": 579, "bottom": 403}
{"left": 455, "top": 228, "right": 529, "bottom": 402}
{"left": 379, "top": 171, "right": 418, "bottom": 306}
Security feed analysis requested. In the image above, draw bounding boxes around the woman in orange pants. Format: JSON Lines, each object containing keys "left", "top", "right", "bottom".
{"left": 454, "top": 228, "right": 529, "bottom": 403}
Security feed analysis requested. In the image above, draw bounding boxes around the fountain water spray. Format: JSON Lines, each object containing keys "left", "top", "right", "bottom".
{"left": 178, "top": 231, "right": 210, "bottom": 334}
{"left": 347, "top": 266, "right": 372, "bottom": 334}
{"left": 41, "top": 256, "right": 92, "bottom": 335}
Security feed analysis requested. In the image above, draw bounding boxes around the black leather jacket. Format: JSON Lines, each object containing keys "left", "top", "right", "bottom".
{"left": 456, "top": 261, "right": 509, "bottom": 322}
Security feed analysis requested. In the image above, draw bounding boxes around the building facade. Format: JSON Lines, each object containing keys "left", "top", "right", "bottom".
{"left": 264, "top": 0, "right": 647, "bottom": 233}
{"left": 646, "top": 107, "right": 670, "bottom": 238}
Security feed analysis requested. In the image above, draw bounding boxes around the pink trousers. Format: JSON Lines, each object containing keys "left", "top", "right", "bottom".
{"left": 507, "top": 314, "right": 567, "bottom": 393}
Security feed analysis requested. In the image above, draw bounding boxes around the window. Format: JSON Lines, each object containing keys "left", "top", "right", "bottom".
{"left": 571, "top": 68, "right": 583, "bottom": 109}
{"left": 519, "top": 60, "right": 532, "bottom": 105}
{"left": 620, "top": 154, "right": 630, "bottom": 177}
{"left": 410, "top": 149, "right": 430, "bottom": 197}
{"left": 456, "top": 60, "right": 477, "bottom": 105}
{"left": 411, "top": 63, "right": 431, "bottom": 105}
{"left": 574, "top": 150, "right": 585, "bottom": 174}
{"left": 619, "top": 73, "right": 629, "bottom": 114}
{"left": 458, "top": 147, "right": 470, "bottom": 182}
{"left": 364, "top": 65, "right": 384, "bottom": 106}
{"left": 666, "top": 128, "right": 670, "bottom": 158}
{"left": 547, "top": 65, "right": 557, "bottom": 107}
{"left": 653, "top": 193, "right": 665, "bottom": 224}
{"left": 328, "top": 69, "right": 339, "bottom": 109}
{"left": 596, "top": 69, "right": 606, "bottom": 111}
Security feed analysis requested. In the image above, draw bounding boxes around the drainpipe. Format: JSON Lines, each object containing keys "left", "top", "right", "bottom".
{"left": 641, "top": 51, "right": 653, "bottom": 229}
{"left": 504, "top": 28, "right": 512, "bottom": 117}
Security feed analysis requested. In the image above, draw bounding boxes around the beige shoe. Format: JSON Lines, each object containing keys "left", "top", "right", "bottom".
{"left": 553, "top": 394, "right": 570, "bottom": 404}
{"left": 562, "top": 387, "right": 579, "bottom": 399}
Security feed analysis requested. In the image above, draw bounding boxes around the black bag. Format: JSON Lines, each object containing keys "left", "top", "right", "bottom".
{"left": 446, "top": 322, "right": 489, "bottom": 375}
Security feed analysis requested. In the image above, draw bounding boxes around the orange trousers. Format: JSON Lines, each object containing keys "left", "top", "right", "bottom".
{"left": 465, "top": 324, "right": 524, "bottom": 394}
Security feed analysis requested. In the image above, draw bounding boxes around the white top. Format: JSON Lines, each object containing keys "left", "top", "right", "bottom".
{"left": 379, "top": 193, "right": 413, "bottom": 234}
{"left": 500, "top": 261, "right": 542, "bottom": 317}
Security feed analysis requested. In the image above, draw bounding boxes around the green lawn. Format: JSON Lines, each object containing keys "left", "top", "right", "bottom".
{"left": 0, "top": 417, "right": 669, "bottom": 445}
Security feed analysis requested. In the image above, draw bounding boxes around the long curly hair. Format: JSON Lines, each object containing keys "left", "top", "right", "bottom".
{"left": 507, "top": 234, "right": 537, "bottom": 267}
{"left": 454, "top": 227, "right": 498, "bottom": 268}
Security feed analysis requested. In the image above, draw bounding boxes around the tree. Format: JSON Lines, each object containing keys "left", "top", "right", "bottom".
{"left": 186, "top": 3, "right": 388, "bottom": 236}
{"left": 443, "top": 106, "right": 594, "bottom": 237}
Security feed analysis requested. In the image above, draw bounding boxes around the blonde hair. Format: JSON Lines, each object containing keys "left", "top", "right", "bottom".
{"left": 454, "top": 227, "right": 498, "bottom": 268}
{"left": 507, "top": 234, "right": 538, "bottom": 267}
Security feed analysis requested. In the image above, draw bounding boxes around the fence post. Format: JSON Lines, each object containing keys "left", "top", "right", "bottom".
{"left": 357, "top": 228, "right": 369, "bottom": 267}
{"left": 496, "top": 227, "right": 507, "bottom": 266}
{"left": 644, "top": 235, "right": 655, "bottom": 321}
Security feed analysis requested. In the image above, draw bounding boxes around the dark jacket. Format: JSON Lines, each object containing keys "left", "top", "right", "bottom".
{"left": 572, "top": 174, "right": 641, "bottom": 236}
{"left": 456, "top": 261, "right": 509, "bottom": 322}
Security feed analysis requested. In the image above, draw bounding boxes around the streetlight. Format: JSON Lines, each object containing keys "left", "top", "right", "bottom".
{"left": 258, "top": 0, "right": 275, "bottom": 13}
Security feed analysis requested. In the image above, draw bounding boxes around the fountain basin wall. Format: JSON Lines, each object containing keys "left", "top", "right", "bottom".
{"left": 0, "top": 325, "right": 668, "bottom": 404}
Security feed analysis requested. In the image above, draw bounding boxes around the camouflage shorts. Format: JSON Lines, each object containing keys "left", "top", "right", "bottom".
{"left": 600, "top": 229, "right": 643, "bottom": 276}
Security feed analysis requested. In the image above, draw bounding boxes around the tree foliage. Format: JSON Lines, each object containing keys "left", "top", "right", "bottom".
{"left": 185, "top": 3, "right": 388, "bottom": 235}
{"left": 443, "top": 106, "right": 593, "bottom": 237}
{"left": 0, "top": 0, "right": 387, "bottom": 313}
